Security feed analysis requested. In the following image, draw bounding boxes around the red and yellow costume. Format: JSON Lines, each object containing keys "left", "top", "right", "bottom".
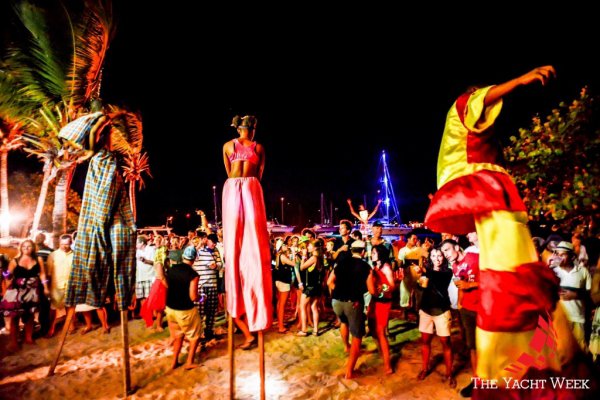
{"left": 425, "top": 87, "right": 576, "bottom": 390}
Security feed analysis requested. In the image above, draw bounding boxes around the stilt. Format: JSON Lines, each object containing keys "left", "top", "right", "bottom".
{"left": 259, "top": 330, "right": 265, "bottom": 400}
{"left": 228, "top": 314, "right": 235, "bottom": 400}
{"left": 121, "top": 310, "right": 132, "bottom": 397}
{"left": 47, "top": 306, "right": 75, "bottom": 376}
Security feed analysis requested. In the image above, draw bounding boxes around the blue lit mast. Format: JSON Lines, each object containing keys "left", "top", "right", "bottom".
{"left": 377, "top": 150, "right": 401, "bottom": 224}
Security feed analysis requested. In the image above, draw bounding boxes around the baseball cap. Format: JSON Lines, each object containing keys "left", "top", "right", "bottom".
{"left": 372, "top": 221, "right": 383, "bottom": 228}
{"left": 298, "top": 235, "right": 310, "bottom": 244}
{"left": 555, "top": 241, "right": 574, "bottom": 253}
{"left": 183, "top": 246, "right": 197, "bottom": 261}
{"left": 350, "top": 240, "right": 366, "bottom": 249}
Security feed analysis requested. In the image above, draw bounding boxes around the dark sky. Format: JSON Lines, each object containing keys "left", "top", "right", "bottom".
{"left": 4, "top": 2, "right": 599, "bottom": 234}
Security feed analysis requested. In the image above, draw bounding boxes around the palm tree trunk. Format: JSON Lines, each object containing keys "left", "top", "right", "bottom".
{"left": 129, "top": 181, "right": 136, "bottom": 223}
{"left": 0, "top": 149, "right": 9, "bottom": 237}
{"left": 51, "top": 166, "right": 75, "bottom": 248}
{"left": 31, "top": 161, "right": 53, "bottom": 238}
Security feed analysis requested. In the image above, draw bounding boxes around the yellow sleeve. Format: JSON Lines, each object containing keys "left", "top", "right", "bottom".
{"left": 464, "top": 86, "right": 503, "bottom": 133}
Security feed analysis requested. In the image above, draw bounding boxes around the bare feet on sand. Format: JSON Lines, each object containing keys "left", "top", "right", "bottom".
{"left": 80, "top": 326, "right": 93, "bottom": 335}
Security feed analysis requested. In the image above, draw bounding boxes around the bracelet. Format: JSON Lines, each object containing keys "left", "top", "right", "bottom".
{"left": 2, "top": 270, "right": 12, "bottom": 279}
{"left": 298, "top": 282, "right": 304, "bottom": 286}
{"left": 42, "top": 279, "right": 50, "bottom": 285}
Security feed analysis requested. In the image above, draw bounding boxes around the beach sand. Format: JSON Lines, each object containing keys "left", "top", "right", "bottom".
{"left": 0, "top": 309, "right": 472, "bottom": 399}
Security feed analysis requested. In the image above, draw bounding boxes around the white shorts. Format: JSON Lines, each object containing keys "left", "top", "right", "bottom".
{"left": 275, "top": 281, "right": 291, "bottom": 293}
{"left": 418, "top": 309, "right": 451, "bottom": 337}
{"left": 50, "top": 287, "right": 65, "bottom": 310}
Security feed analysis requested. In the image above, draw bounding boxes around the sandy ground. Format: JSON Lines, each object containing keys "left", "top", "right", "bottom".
{"left": 0, "top": 308, "right": 476, "bottom": 399}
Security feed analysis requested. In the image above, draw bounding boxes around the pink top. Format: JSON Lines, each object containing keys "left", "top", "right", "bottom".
{"left": 228, "top": 139, "right": 259, "bottom": 164}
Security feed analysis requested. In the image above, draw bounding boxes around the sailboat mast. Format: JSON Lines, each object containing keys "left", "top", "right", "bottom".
{"left": 379, "top": 150, "right": 401, "bottom": 224}
{"left": 320, "top": 193, "right": 325, "bottom": 225}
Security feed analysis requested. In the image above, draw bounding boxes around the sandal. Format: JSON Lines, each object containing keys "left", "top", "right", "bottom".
{"left": 238, "top": 339, "right": 256, "bottom": 350}
{"left": 296, "top": 331, "right": 308, "bottom": 337}
{"left": 312, "top": 330, "right": 319, "bottom": 337}
{"left": 278, "top": 329, "right": 288, "bottom": 334}
{"left": 417, "top": 369, "right": 428, "bottom": 380}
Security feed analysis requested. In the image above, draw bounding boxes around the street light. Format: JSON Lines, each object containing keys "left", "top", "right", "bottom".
{"left": 280, "top": 197, "right": 285, "bottom": 224}
{"left": 212, "top": 185, "right": 218, "bottom": 226}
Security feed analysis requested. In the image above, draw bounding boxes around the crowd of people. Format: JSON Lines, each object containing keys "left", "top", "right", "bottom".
{"left": 2, "top": 221, "right": 598, "bottom": 397}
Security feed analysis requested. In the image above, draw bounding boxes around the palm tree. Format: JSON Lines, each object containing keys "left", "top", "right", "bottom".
{"left": 0, "top": 119, "right": 24, "bottom": 237}
{"left": 122, "top": 151, "right": 152, "bottom": 222}
{"left": 4, "top": 0, "right": 117, "bottom": 244}
{"left": 109, "top": 106, "right": 151, "bottom": 222}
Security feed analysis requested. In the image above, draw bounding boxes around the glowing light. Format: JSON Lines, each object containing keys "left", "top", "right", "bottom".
{"left": 0, "top": 210, "right": 23, "bottom": 227}
{"left": 0, "top": 212, "right": 11, "bottom": 227}
{"left": 235, "top": 371, "right": 288, "bottom": 398}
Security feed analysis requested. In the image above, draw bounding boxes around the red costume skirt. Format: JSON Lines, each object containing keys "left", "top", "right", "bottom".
{"left": 425, "top": 170, "right": 526, "bottom": 234}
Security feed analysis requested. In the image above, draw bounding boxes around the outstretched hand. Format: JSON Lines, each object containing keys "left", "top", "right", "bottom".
{"left": 346, "top": 199, "right": 352, "bottom": 205}
{"left": 519, "top": 65, "right": 556, "bottom": 87}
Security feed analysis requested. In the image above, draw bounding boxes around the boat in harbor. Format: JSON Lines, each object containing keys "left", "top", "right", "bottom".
{"left": 266, "top": 219, "right": 295, "bottom": 234}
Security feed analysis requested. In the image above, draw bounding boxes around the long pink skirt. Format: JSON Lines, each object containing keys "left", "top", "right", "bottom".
{"left": 222, "top": 177, "right": 273, "bottom": 331}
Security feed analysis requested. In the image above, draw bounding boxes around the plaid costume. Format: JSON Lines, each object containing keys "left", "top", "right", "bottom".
{"left": 58, "top": 112, "right": 104, "bottom": 149}
{"left": 65, "top": 147, "right": 136, "bottom": 310}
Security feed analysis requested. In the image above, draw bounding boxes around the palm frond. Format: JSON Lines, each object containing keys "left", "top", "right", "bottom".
{"left": 122, "top": 151, "right": 152, "bottom": 190}
{"left": 0, "top": 65, "right": 38, "bottom": 124}
{"left": 70, "top": 0, "right": 115, "bottom": 106}
{"left": 12, "top": 1, "right": 68, "bottom": 102}
{"left": 108, "top": 106, "right": 143, "bottom": 155}
{"left": 0, "top": 118, "right": 25, "bottom": 151}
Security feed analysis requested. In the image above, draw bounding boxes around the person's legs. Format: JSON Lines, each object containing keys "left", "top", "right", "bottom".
{"left": 419, "top": 332, "right": 433, "bottom": 379}
{"left": 169, "top": 322, "right": 184, "bottom": 369}
{"left": 277, "top": 289, "right": 289, "bottom": 332}
{"left": 8, "top": 316, "right": 19, "bottom": 350}
{"left": 345, "top": 337, "right": 362, "bottom": 379}
{"left": 95, "top": 307, "right": 110, "bottom": 333}
{"left": 298, "top": 293, "right": 309, "bottom": 334}
{"left": 153, "top": 310, "right": 164, "bottom": 332}
{"left": 24, "top": 317, "right": 35, "bottom": 344}
{"left": 184, "top": 336, "right": 200, "bottom": 370}
{"left": 47, "top": 308, "right": 57, "bottom": 337}
{"left": 81, "top": 311, "right": 94, "bottom": 334}
{"left": 439, "top": 336, "right": 456, "bottom": 387}
{"left": 311, "top": 298, "right": 319, "bottom": 335}
{"left": 234, "top": 314, "right": 255, "bottom": 348}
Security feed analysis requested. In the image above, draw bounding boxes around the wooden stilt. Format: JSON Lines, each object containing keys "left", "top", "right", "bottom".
{"left": 259, "top": 330, "right": 265, "bottom": 400}
{"left": 121, "top": 310, "right": 132, "bottom": 397}
{"left": 228, "top": 314, "right": 235, "bottom": 400}
{"left": 47, "top": 306, "right": 76, "bottom": 376}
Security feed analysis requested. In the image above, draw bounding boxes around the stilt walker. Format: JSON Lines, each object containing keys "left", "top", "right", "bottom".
{"left": 425, "top": 66, "right": 584, "bottom": 398}
{"left": 47, "top": 101, "right": 137, "bottom": 398}
{"left": 222, "top": 115, "right": 273, "bottom": 399}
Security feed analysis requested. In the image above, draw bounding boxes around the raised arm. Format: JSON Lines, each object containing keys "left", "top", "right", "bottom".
{"left": 346, "top": 199, "right": 361, "bottom": 220}
{"left": 300, "top": 255, "right": 317, "bottom": 271}
{"left": 367, "top": 199, "right": 383, "bottom": 220}
{"left": 484, "top": 65, "right": 556, "bottom": 106}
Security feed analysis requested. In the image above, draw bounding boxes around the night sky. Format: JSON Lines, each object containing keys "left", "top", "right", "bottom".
{"left": 4, "top": 2, "right": 599, "bottom": 234}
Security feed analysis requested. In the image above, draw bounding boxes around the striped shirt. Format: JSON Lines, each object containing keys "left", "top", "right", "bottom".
{"left": 193, "top": 246, "right": 222, "bottom": 288}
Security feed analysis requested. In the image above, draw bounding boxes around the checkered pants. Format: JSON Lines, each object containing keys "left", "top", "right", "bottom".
{"left": 197, "top": 286, "right": 218, "bottom": 335}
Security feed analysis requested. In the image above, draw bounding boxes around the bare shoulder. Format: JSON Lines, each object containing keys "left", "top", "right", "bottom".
{"left": 223, "top": 140, "right": 234, "bottom": 153}
{"left": 255, "top": 142, "right": 265, "bottom": 154}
